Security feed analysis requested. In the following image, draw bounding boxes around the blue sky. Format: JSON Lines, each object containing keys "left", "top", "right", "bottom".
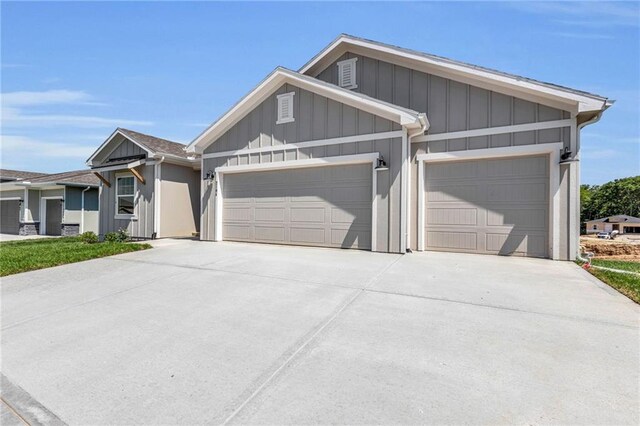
{"left": 1, "top": 1, "right": 638, "bottom": 184}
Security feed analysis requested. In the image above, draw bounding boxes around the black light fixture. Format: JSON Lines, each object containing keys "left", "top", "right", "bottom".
{"left": 205, "top": 170, "right": 216, "bottom": 182}
{"left": 375, "top": 156, "right": 388, "bottom": 171}
{"left": 560, "top": 146, "right": 572, "bottom": 161}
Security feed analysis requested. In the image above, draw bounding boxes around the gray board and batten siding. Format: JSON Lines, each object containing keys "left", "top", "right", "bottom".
{"left": 315, "top": 51, "right": 575, "bottom": 257}
{"left": 98, "top": 140, "right": 155, "bottom": 238}
{"left": 202, "top": 82, "right": 406, "bottom": 253}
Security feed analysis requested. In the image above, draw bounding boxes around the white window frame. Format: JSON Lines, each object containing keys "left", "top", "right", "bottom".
{"left": 114, "top": 173, "right": 137, "bottom": 220}
{"left": 276, "top": 92, "right": 295, "bottom": 124}
{"left": 337, "top": 57, "right": 358, "bottom": 90}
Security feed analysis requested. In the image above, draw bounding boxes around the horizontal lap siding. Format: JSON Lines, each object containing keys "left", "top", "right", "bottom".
{"left": 202, "top": 83, "right": 404, "bottom": 252}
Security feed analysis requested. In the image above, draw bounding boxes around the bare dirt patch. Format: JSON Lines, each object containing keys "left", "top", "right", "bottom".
{"left": 580, "top": 236, "right": 640, "bottom": 261}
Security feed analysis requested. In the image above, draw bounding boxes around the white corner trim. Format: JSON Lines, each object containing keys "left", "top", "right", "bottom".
{"left": 23, "top": 188, "right": 29, "bottom": 222}
{"left": 202, "top": 130, "right": 404, "bottom": 160}
{"left": 416, "top": 142, "right": 563, "bottom": 260}
{"left": 213, "top": 152, "right": 380, "bottom": 249}
{"left": 412, "top": 119, "right": 572, "bottom": 143}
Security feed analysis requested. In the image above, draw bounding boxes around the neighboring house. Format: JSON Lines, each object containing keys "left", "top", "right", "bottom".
{"left": 586, "top": 215, "right": 640, "bottom": 235}
{"left": 86, "top": 128, "right": 200, "bottom": 239}
{"left": 90, "top": 34, "right": 611, "bottom": 260}
{"left": 0, "top": 169, "right": 99, "bottom": 236}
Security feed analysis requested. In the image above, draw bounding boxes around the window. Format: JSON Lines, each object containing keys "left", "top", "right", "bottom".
{"left": 592, "top": 225, "right": 597, "bottom": 230}
{"left": 276, "top": 92, "right": 295, "bottom": 124}
{"left": 337, "top": 58, "right": 357, "bottom": 89}
{"left": 116, "top": 175, "right": 136, "bottom": 217}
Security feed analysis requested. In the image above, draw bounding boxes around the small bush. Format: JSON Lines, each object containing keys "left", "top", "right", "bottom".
{"left": 79, "top": 231, "right": 99, "bottom": 244}
{"left": 104, "top": 228, "right": 129, "bottom": 243}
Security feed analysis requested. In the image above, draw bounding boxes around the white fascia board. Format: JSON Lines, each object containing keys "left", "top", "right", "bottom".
{"left": 186, "top": 68, "right": 421, "bottom": 154}
{"left": 301, "top": 36, "right": 608, "bottom": 114}
{"left": 86, "top": 129, "right": 155, "bottom": 166}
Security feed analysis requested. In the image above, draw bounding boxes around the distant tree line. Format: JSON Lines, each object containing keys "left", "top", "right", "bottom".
{"left": 581, "top": 176, "right": 640, "bottom": 226}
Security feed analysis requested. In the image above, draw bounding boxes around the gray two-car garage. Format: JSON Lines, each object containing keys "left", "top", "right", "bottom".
{"left": 223, "top": 164, "right": 372, "bottom": 250}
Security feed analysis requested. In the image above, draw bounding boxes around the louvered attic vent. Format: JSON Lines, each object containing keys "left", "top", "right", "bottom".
{"left": 338, "top": 58, "right": 358, "bottom": 89}
{"left": 276, "top": 92, "right": 295, "bottom": 124}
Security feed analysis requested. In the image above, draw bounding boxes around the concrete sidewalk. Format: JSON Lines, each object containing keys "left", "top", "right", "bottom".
{"left": 1, "top": 240, "right": 638, "bottom": 424}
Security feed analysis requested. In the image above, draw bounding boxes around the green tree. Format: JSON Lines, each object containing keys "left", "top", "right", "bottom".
{"left": 580, "top": 176, "right": 640, "bottom": 229}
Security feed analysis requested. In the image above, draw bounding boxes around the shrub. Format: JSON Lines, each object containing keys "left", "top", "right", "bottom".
{"left": 79, "top": 231, "right": 99, "bottom": 244}
{"left": 104, "top": 228, "right": 129, "bottom": 243}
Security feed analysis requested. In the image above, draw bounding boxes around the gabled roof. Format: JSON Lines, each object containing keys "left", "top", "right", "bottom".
{"left": 117, "top": 128, "right": 191, "bottom": 159}
{"left": 589, "top": 215, "right": 640, "bottom": 224}
{"left": 26, "top": 170, "right": 100, "bottom": 187}
{"left": 300, "top": 34, "right": 612, "bottom": 114}
{"left": 186, "top": 67, "right": 428, "bottom": 153}
{"left": 86, "top": 128, "right": 193, "bottom": 166}
{"left": 0, "top": 169, "right": 48, "bottom": 181}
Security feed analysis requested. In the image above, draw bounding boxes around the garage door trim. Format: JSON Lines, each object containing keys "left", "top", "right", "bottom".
{"left": 213, "top": 152, "right": 380, "bottom": 250}
{"left": 416, "top": 142, "right": 562, "bottom": 259}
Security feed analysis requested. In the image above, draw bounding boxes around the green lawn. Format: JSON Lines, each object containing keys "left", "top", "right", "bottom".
{"left": 579, "top": 259, "right": 640, "bottom": 304}
{"left": 0, "top": 237, "right": 151, "bottom": 277}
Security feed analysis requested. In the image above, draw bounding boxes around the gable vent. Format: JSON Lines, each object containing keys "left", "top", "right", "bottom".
{"left": 276, "top": 92, "right": 295, "bottom": 124}
{"left": 338, "top": 58, "right": 358, "bottom": 89}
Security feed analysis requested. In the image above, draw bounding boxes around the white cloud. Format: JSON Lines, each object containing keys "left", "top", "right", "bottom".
{"left": 1, "top": 89, "right": 152, "bottom": 128}
{"left": 509, "top": 1, "right": 639, "bottom": 27}
{"left": 2, "top": 107, "right": 153, "bottom": 128}
{"left": 2, "top": 90, "right": 91, "bottom": 107}
{"left": 548, "top": 32, "right": 614, "bottom": 40}
{"left": 0, "top": 135, "right": 96, "bottom": 160}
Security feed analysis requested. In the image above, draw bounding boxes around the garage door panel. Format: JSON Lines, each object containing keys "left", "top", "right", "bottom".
{"left": 254, "top": 226, "right": 286, "bottom": 242}
{"left": 425, "top": 155, "right": 548, "bottom": 258}
{"left": 254, "top": 207, "right": 285, "bottom": 222}
{"left": 427, "top": 208, "right": 477, "bottom": 226}
{"left": 487, "top": 208, "right": 546, "bottom": 228}
{"left": 290, "top": 207, "right": 325, "bottom": 223}
{"left": 223, "top": 163, "right": 372, "bottom": 250}
{"left": 290, "top": 227, "right": 326, "bottom": 245}
{"left": 487, "top": 182, "right": 547, "bottom": 203}
{"left": 427, "top": 231, "right": 478, "bottom": 250}
{"left": 485, "top": 233, "right": 547, "bottom": 256}
{"left": 0, "top": 200, "right": 21, "bottom": 234}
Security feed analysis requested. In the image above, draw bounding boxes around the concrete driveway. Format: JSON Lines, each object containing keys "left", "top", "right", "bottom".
{"left": 1, "top": 240, "right": 638, "bottom": 425}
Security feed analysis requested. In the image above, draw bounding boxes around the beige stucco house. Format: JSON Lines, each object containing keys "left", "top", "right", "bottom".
{"left": 586, "top": 215, "right": 640, "bottom": 235}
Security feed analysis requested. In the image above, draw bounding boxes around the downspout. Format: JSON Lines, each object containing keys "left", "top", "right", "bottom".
{"left": 153, "top": 156, "right": 165, "bottom": 239}
{"left": 405, "top": 114, "right": 430, "bottom": 252}
{"left": 81, "top": 186, "right": 91, "bottom": 233}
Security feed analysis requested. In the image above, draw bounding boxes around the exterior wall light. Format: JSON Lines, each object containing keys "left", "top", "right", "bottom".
{"left": 205, "top": 170, "right": 216, "bottom": 183}
{"left": 375, "top": 156, "right": 388, "bottom": 171}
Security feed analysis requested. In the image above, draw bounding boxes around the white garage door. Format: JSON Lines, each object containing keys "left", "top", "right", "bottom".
{"left": 0, "top": 200, "right": 21, "bottom": 234}
{"left": 424, "top": 155, "right": 549, "bottom": 257}
{"left": 223, "top": 164, "right": 372, "bottom": 249}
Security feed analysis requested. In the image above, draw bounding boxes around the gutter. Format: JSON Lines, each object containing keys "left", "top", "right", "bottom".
{"left": 153, "top": 156, "right": 166, "bottom": 239}
{"left": 403, "top": 113, "right": 430, "bottom": 252}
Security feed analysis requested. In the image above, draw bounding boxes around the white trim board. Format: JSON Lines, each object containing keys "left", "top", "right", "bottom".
{"left": 202, "top": 130, "right": 404, "bottom": 160}
{"left": 416, "top": 142, "right": 562, "bottom": 260}
{"left": 412, "top": 119, "right": 572, "bottom": 143}
{"left": 213, "top": 152, "right": 381, "bottom": 251}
